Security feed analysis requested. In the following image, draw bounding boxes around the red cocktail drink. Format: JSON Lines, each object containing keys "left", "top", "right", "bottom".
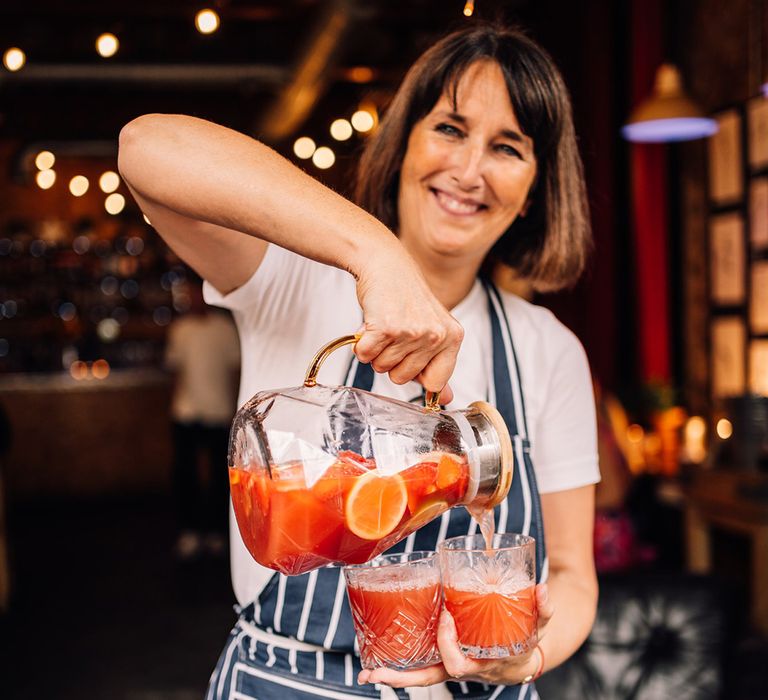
{"left": 229, "top": 452, "right": 468, "bottom": 575}
{"left": 439, "top": 533, "right": 538, "bottom": 658}
{"left": 344, "top": 552, "right": 442, "bottom": 670}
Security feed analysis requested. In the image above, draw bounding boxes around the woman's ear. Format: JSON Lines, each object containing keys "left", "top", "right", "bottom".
{"left": 519, "top": 198, "right": 532, "bottom": 217}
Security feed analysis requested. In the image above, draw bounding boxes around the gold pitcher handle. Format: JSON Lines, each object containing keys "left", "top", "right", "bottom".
{"left": 304, "top": 334, "right": 360, "bottom": 387}
{"left": 304, "top": 335, "right": 446, "bottom": 413}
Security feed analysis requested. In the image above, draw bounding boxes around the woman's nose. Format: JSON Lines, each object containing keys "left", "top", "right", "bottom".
{"left": 450, "top": 142, "right": 485, "bottom": 190}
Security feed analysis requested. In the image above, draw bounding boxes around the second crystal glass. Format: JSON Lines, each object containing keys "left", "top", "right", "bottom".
{"left": 344, "top": 551, "right": 442, "bottom": 670}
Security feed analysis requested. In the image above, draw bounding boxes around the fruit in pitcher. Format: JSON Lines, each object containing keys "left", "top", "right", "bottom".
{"left": 345, "top": 471, "right": 408, "bottom": 540}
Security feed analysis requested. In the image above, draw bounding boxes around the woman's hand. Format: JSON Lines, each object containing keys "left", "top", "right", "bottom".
{"left": 353, "top": 248, "right": 464, "bottom": 402}
{"left": 358, "top": 584, "right": 553, "bottom": 688}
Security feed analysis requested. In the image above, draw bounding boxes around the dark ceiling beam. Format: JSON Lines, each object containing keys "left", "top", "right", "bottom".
{"left": 256, "top": 0, "right": 359, "bottom": 141}
{"left": 0, "top": 64, "right": 289, "bottom": 88}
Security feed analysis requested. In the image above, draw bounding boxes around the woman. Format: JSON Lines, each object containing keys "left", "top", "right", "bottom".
{"left": 119, "top": 23, "right": 599, "bottom": 700}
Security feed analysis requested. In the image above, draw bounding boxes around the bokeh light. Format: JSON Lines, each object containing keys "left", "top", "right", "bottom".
{"left": 105, "top": 193, "right": 126, "bottom": 215}
{"left": 69, "top": 175, "right": 89, "bottom": 197}
{"left": 716, "top": 418, "right": 733, "bottom": 440}
{"left": 312, "top": 146, "right": 335, "bottom": 169}
{"left": 96, "top": 33, "right": 119, "bottom": 58}
{"left": 195, "top": 9, "right": 220, "bottom": 34}
{"left": 35, "top": 151, "right": 55, "bottom": 170}
{"left": 36, "top": 169, "right": 56, "bottom": 190}
{"left": 99, "top": 171, "right": 120, "bottom": 193}
{"left": 3, "top": 48, "right": 25, "bottom": 72}
{"left": 330, "top": 119, "right": 353, "bottom": 141}
{"left": 293, "top": 137, "right": 316, "bottom": 159}
{"left": 351, "top": 110, "right": 375, "bottom": 132}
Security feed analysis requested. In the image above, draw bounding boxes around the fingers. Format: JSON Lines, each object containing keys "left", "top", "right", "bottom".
{"left": 353, "top": 315, "right": 464, "bottom": 394}
{"left": 435, "top": 609, "right": 478, "bottom": 679}
{"left": 536, "top": 583, "right": 555, "bottom": 639}
{"left": 360, "top": 663, "right": 448, "bottom": 688}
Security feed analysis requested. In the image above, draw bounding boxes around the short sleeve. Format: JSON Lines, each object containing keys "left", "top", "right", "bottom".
{"left": 203, "top": 243, "right": 295, "bottom": 312}
{"left": 531, "top": 327, "right": 600, "bottom": 494}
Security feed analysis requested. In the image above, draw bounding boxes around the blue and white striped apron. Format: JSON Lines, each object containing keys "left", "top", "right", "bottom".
{"left": 207, "top": 280, "right": 546, "bottom": 700}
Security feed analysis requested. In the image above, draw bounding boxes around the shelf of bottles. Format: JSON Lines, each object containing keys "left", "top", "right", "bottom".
{"left": 0, "top": 213, "right": 189, "bottom": 376}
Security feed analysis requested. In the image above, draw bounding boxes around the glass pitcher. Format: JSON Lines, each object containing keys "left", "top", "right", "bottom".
{"left": 228, "top": 335, "right": 513, "bottom": 576}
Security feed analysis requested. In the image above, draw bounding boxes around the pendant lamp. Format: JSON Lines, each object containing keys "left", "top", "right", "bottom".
{"left": 622, "top": 64, "right": 718, "bottom": 142}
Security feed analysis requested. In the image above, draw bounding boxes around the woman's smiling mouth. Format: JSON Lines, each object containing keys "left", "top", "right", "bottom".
{"left": 430, "top": 188, "right": 488, "bottom": 216}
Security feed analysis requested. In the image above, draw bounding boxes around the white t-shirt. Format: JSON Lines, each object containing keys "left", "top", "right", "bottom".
{"left": 164, "top": 312, "right": 241, "bottom": 424}
{"left": 205, "top": 244, "right": 600, "bottom": 606}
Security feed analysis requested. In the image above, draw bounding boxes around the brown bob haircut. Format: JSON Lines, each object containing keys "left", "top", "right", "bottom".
{"left": 355, "top": 23, "right": 591, "bottom": 292}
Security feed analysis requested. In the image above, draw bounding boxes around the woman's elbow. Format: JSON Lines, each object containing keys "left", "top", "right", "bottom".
{"left": 117, "top": 114, "right": 166, "bottom": 183}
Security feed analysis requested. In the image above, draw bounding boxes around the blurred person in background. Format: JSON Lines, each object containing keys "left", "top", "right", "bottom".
{"left": 165, "top": 275, "right": 240, "bottom": 559}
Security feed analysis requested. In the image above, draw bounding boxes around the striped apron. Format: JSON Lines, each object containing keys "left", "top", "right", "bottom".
{"left": 207, "top": 280, "right": 546, "bottom": 700}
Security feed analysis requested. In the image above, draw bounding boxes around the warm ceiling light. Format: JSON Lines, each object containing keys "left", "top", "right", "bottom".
{"left": 105, "top": 193, "right": 126, "bottom": 215}
{"left": 195, "top": 9, "right": 220, "bottom": 34}
{"left": 96, "top": 33, "right": 119, "bottom": 58}
{"left": 463, "top": 1, "right": 475, "bottom": 17}
{"left": 293, "top": 136, "right": 316, "bottom": 159}
{"left": 622, "top": 64, "right": 718, "bottom": 143}
{"left": 3, "top": 47, "right": 25, "bottom": 72}
{"left": 99, "top": 171, "right": 120, "bottom": 193}
{"left": 142, "top": 213, "right": 152, "bottom": 226}
{"left": 312, "top": 146, "right": 335, "bottom": 169}
{"left": 351, "top": 109, "right": 375, "bottom": 133}
{"left": 35, "top": 151, "right": 55, "bottom": 170}
{"left": 69, "top": 175, "right": 89, "bottom": 197}
{"left": 36, "top": 169, "right": 56, "bottom": 190}
{"left": 330, "top": 118, "right": 353, "bottom": 141}
{"left": 345, "top": 66, "right": 375, "bottom": 84}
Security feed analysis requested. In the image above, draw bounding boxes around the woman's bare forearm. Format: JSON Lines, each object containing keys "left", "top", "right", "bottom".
{"left": 537, "top": 566, "right": 598, "bottom": 673}
{"left": 117, "top": 113, "right": 405, "bottom": 280}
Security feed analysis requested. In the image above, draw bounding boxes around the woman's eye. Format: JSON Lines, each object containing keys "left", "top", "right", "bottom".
{"left": 435, "top": 123, "right": 464, "bottom": 137}
{"left": 496, "top": 143, "right": 523, "bottom": 159}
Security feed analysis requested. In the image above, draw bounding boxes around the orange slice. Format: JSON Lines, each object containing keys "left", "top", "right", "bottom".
{"left": 436, "top": 453, "right": 465, "bottom": 490}
{"left": 345, "top": 471, "right": 407, "bottom": 540}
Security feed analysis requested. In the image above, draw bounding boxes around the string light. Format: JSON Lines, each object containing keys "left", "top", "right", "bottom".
{"left": 463, "top": 1, "right": 475, "bottom": 17}
{"left": 36, "top": 170, "right": 56, "bottom": 190}
{"left": 330, "top": 118, "right": 353, "bottom": 141}
{"left": 105, "top": 193, "right": 126, "bottom": 215}
{"left": 351, "top": 110, "right": 375, "bottom": 133}
{"left": 195, "top": 9, "right": 220, "bottom": 34}
{"left": 99, "top": 171, "right": 120, "bottom": 193}
{"left": 3, "top": 48, "right": 25, "bottom": 72}
{"left": 293, "top": 136, "right": 316, "bottom": 159}
{"left": 35, "top": 151, "right": 55, "bottom": 170}
{"left": 96, "top": 33, "right": 119, "bottom": 58}
{"left": 69, "top": 175, "right": 89, "bottom": 196}
{"left": 312, "top": 146, "right": 335, "bottom": 169}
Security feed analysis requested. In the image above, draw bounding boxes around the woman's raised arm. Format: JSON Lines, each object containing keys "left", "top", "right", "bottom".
{"left": 117, "top": 114, "right": 463, "bottom": 395}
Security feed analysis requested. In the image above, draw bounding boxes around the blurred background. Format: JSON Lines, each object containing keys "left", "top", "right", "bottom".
{"left": 0, "top": 0, "right": 767, "bottom": 698}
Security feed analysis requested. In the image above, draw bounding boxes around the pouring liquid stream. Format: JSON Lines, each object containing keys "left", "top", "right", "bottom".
{"left": 466, "top": 504, "right": 496, "bottom": 553}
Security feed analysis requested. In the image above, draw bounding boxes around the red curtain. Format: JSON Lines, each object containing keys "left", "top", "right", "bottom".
{"left": 629, "top": 0, "right": 671, "bottom": 383}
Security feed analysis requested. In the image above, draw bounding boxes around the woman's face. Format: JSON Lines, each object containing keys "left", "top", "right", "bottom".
{"left": 397, "top": 60, "right": 537, "bottom": 268}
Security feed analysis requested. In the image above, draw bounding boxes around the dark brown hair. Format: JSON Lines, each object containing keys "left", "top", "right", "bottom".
{"left": 355, "top": 23, "right": 591, "bottom": 292}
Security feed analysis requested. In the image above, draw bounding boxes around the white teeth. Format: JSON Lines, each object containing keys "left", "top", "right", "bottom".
{"left": 435, "top": 190, "right": 481, "bottom": 214}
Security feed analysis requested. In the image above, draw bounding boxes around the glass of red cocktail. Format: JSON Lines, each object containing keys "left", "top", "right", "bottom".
{"left": 439, "top": 533, "right": 537, "bottom": 659}
{"left": 344, "top": 551, "right": 442, "bottom": 671}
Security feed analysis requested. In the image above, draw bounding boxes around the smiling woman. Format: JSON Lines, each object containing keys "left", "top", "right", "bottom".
{"left": 117, "top": 21, "right": 599, "bottom": 700}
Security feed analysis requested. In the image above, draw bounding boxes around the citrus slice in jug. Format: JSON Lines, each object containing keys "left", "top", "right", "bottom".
{"left": 345, "top": 471, "right": 407, "bottom": 540}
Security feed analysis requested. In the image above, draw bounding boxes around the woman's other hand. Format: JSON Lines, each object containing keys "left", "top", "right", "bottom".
{"left": 353, "top": 248, "right": 463, "bottom": 402}
{"left": 358, "top": 583, "right": 553, "bottom": 688}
